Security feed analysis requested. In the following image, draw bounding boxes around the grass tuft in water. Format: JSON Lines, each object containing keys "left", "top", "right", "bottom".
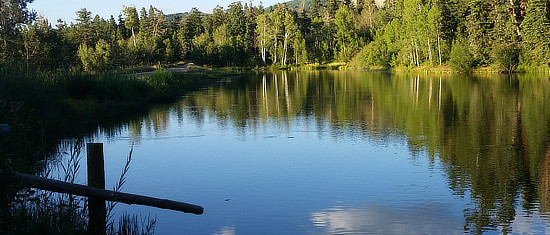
{"left": 1, "top": 140, "right": 155, "bottom": 234}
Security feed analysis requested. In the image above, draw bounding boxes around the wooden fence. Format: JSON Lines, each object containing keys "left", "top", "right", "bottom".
{"left": 1, "top": 134, "right": 203, "bottom": 235}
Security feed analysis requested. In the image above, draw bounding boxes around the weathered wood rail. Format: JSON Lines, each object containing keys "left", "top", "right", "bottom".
{"left": 0, "top": 169, "right": 203, "bottom": 215}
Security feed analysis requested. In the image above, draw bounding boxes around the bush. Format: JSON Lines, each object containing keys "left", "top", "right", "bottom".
{"left": 494, "top": 45, "right": 520, "bottom": 73}
{"left": 450, "top": 38, "right": 475, "bottom": 72}
{"left": 355, "top": 39, "right": 390, "bottom": 68}
{"left": 145, "top": 69, "right": 174, "bottom": 93}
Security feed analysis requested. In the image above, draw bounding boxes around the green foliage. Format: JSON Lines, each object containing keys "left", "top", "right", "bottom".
{"left": 355, "top": 37, "right": 389, "bottom": 68}
{"left": 145, "top": 69, "right": 174, "bottom": 93}
{"left": 449, "top": 38, "right": 474, "bottom": 72}
{"left": 22, "top": 17, "right": 59, "bottom": 69}
{"left": 4, "top": 0, "right": 550, "bottom": 71}
{"left": 77, "top": 39, "right": 111, "bottom": 72}
{"left": 335, "top": 5, "right": 359, "bottom": 61}
{"left": 0, "top": 0, "right": 35, "bottom": 63}
{"left": 227, "top": 2, "right": 247, "bottom": 37}
{"left": 122, "top": 6, "right": 139, "bottom": 46}
{"left": 466, "top": 0, "right": 491, "bottom": 66}
{"left": 494, "top": 45, "right": 520, "bottom": 73}
{"left": 520, "top": 0, "right": 550, "bottom": 66}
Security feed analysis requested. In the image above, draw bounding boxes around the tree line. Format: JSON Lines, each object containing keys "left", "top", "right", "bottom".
{"left": 1, "top": 0, "right": 550, "bottom": 72}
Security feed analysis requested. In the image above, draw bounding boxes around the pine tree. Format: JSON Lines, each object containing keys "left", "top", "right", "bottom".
{"left": 335, "top": 4, "right": 359, "bottom": 61}
{"left": 490, "top": 0, "right": 521, "bottom": 69}
{"left": 75, "top": 8, "right": 94, "bottom": 46}
{"left": 122, "top": 6, "right": 139, "bottom": 47}
{"left": 23, "top": 17, "right": 52, "bottom": 68}
{"left": 520, "top": 0, "right": 550, "bottom": 66}
{"left": 466, "top": 0, "right": 491, "bottom": 65}
{"left": 311, "top": 0, "right": 322, "bottom": 19}
{"left": 0, "top": 0, "right": 36, "bottom": 63}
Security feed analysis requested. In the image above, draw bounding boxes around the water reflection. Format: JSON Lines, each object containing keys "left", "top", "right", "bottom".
{"left": 117, "top": 70, "right": 550, "bottom": 233}
{"left": 212, "top": 226, "right": 235, "bottom": 235}
{"left": 311, "top": 204, "right": 463, "bottom": 234}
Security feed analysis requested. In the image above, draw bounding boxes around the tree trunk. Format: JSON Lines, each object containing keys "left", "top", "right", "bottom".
{"left": 427, "top": 38, "right": 433, "bottom": 65}
{"left": 508, "top": 0, "right": 522, "bottom": 37}
{"left": 261, "top": 26, "right": 266, "bottom": 64}
{"left": 262, "top": 45, "right": 266, "bottom": 65}
{"left": 414, "top": 40, "right": 420, "bottom": 67}
{"left": 283, "top": 31, "right": 288, "bottom": 66}
{"left": 274, "top": 30, "right": 278, "bottom": 65}
{"left": 131, "top": 27, "right": 136, "bottom": 47}
{"left": 437, "top": 35, "right": 442, "bottom": 66}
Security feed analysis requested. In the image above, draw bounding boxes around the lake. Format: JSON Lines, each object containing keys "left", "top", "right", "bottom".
{"left": 72, "top": 70, "right": 550, "bottom": 234}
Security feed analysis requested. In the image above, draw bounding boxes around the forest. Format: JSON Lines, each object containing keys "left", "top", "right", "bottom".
{"left": 1, "top": 0, "right": 550, "bottom": 72}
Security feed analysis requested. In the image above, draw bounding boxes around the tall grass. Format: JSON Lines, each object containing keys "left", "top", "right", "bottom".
{"left": 1, "top": 139, "right": 156, "bottom": 234}
{"left": 0, "top": 65, "right": 227, "bottom": 233}
{"left": 3, "top": 139, "right": 89, "bottom": 234}
{"left": 0, "top": 65, "right": 221, "bottom": 170}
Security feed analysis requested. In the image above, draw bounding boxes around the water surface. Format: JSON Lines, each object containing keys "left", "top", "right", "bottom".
{"left": 82, "top": 71, "right": 550, "bottom": 234}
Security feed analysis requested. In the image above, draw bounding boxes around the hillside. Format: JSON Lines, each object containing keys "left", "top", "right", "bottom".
{"left": 284, "top": 0, "right": 315, "bottom": 11}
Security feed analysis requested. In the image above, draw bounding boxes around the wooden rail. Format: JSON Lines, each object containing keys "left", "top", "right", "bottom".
{"left": 2, "top": 139, "right": 202, "bottom": 234}
{"left": 0, "top": 169, "right": 204, "bottom": 215}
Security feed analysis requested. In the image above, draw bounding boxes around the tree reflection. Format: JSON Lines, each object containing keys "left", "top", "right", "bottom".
{"left": 138, "top": 70, "right": 550, "bottom": 233}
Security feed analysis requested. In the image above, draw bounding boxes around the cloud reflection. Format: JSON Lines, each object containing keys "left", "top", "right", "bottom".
{"left": 212, "top": 226, "right": 235, "bottom": 235}
{"left": 311, "top": 203, "right": 463, "bottom": 235}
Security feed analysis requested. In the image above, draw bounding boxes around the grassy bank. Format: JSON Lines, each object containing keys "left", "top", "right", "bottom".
{"left": 339, "top": 60, "right": 550, "bottom": 74}
{"left": 0, "top": 65, "right": 236, "bottom": 171}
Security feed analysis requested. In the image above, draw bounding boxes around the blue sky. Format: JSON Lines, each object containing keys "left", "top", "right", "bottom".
{"left": 29, "top": 0, "right": 286, "bottom": 23}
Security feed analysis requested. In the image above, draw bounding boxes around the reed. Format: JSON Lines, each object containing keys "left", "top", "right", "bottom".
{"left": 1, "top": 139, "right": 156, "bottom": 234}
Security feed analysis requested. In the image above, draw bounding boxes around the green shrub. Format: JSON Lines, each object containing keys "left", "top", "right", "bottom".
{"left": 494, "top": 45, "right": 520, "bottom": 73}
{"left": 450, "top": 38, "right": 475, "bottom": 72}
{"left": 145, "top": 69, "right": 174, "bottom": 93}
{"left": 355, "top": 39, "right": 390, "bottom": 68}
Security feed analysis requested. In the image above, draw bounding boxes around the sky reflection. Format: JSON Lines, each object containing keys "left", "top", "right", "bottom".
{"left": 311, "top": 203, "right": 463, "bottom": 234}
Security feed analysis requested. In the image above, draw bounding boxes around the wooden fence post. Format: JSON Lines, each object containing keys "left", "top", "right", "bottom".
{"left": 87, "top": 143, "right": 106, "bottom": 235}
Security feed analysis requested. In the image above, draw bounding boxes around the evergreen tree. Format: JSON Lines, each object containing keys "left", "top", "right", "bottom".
{"left": 335, "top": 4, "right": 359, "bottom": 61}
{"left": 22, "top": 17, "right": 53, "bottom": 68}
{"left": 139, "top": 7, "right": 150, "bottom": 36}
{"left": 311, "top": 0, "right": 322, "bottom": 20}
{"left": 122, "top": 6, "right": 139, "bottom": 47}
{"left": 449, "top": 37, "right": 474, "bottom": 72}
{"left": 0, "top": 0, "right": 36, "bottom": 63}
{"left": 211, "top": 6, "right": 226, "bottom": 31}
{"left": 77, "top": 40, "right": 111, "bottom": 72}
{"left": 520, "top": 0, "right": 550, "bottom": 66}
{"left": 179, "top": 8, "right": 204, "bottom": 59}
{"left": 323, "top": 0, "right": 339, "bottom": 21}
{"left": 227, "top": 2, "right": 246, "bottom": 37}
{"left": 75, "top": 8, "right": 94, "bottom": 46}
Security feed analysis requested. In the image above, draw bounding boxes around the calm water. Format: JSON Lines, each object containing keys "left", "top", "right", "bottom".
{"left": 76, "top": 70, "right": 550, "bottom": 234}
